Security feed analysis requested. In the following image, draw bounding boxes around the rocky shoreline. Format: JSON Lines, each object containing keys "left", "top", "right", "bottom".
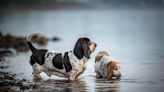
{"left": 0, "top": 32, "right": 60, "bottom": 56}
{"left": 0, "top": 71, "right": 39, "bottom": 92}
{"left": 0, "top": 32, "right": 48, "bottom": 52}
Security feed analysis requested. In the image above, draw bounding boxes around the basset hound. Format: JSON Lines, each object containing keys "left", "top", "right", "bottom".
{"left": 95, "top": 51, "right": 121, "bottom": 80}
{"left": 26, "top": 33, "right": 97, "bottom": 81}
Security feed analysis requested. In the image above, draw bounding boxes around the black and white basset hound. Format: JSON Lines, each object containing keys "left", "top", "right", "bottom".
{"left": 26, "top": 33, "right": 97, "bottom": 80}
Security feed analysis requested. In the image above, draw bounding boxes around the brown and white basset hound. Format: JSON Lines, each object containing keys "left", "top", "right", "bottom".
{"left": 95, "top": 51, "right": 121, "bottom": 80}
{"left": 26, "top": 33, "right": 97, "bottom": 81}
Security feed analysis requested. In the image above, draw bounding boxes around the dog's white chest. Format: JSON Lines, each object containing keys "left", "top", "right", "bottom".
{"left": 68, "top": 52, "right": 88, "bottom": 70}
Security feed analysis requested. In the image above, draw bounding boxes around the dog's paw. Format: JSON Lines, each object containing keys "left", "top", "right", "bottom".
{"left": 33, "top": 74, "right": 42, "bottom": 81}
{"left": 75, "top": 77, "right": 80, "bottom": 81}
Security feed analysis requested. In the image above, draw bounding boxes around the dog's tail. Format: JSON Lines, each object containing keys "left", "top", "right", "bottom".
{"left": 26, "top": 33, "right": 42, "bottom": 53}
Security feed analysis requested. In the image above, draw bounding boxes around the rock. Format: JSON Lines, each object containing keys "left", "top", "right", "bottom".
{"left": 0, "top": 33, "right": 29, "bottom": 52}
{"left": 52, "top": 36, "right": 61, "bottom": 41}
{"left": 0, "top": 71, "right": 37, "bottom": 91}
{"left": 30, "top": 33, "right": 48, "bottom": 45}
{"left": 0, "top": 49, "right": 13, "bottom": 62}
{"left": 20, "top": 85, "right": 30, "bottom": 90}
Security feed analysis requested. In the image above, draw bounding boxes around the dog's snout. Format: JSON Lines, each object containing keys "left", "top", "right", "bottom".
{"left": 91, "top": 42, "right": 97, "bottom": 47}
{"left": 118, "top": 73, "right": 121, "bottom": 77}
{"left": 113, "top": 70, "right": 121, "bottom": 78}
{"left": 117, "top": 72, "right": 121, "bottom": 77}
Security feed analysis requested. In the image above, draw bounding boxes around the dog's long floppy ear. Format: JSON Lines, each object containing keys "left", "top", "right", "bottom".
{"left": 74, "top": 38, "right": 91, "bottom": 59}
{"left": 107, "top": 61, "right": 116, "bottom": 80}
{"left": 82, "top": 40, "right": 91, "bottom": 59}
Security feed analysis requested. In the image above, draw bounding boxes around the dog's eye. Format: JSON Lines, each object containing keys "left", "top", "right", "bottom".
{"left": 115, "top": 68, "right": 118, "bottom": 70}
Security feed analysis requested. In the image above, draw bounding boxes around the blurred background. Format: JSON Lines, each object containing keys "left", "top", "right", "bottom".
{"left": 0, "top": 0, "right": 164, "bottom": 9}
{"left": 0, "top": 0, "right": 164, "bottom": 92}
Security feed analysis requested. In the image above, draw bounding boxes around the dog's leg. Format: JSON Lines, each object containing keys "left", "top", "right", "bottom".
{"left": 75, "top": 72, "right": 82, "bottom": 80}
{"left": 95, "top": 70, "right": 103, "bottom": 78}
{"left": 68, "top": 75, "right": 76, "bottom": 81}
{"left": 33, "top": 63, "right": 42, "bottom": 80}
{"left": 33, "top": 73, "right": 41, "bottom": 80}
{"left": 75, "top": 73, "right": 82, "bottom": 80}
{"left": 68, "top": 72, "right": 76, "bottom": 81}
{"left": 68, "top": 70, "right": 76, "bottom": 81}
{"left": 75, "top": 67, "right": 86, "bottom": 80}
{"left": 43, "top": 69, "right": 52, "bottom": 77}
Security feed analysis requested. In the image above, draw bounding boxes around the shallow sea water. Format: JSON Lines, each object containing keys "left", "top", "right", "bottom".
{"left": 0, "top": 8, "right": 164, "bottom": 92}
